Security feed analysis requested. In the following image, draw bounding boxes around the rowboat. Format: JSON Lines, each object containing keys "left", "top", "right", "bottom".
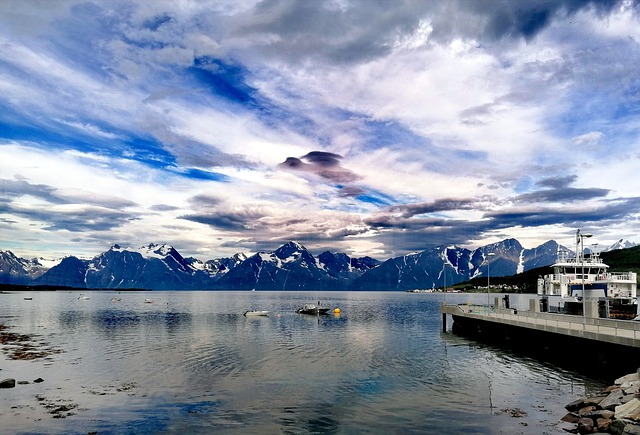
{"left": 244, "top": 310, "right": 269, "bottom": 316}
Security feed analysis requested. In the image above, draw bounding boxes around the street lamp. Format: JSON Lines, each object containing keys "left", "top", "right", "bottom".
{"left": 576, "top": 229, "right": 593, "bottom": 318}
{"left": 442, "top": 261, "right": 449, "bottom": 304}
{"left": 486, "top": 252, "right": 496, "bottom": 309}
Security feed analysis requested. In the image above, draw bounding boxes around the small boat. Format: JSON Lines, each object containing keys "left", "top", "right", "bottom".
{"left": 111, "top": 297, "right": 122, "bottom": 302}
{"left": 296, "top": 304, "right": 330, "bottom": 315}
{"left": 78, "top": 295, "right": 90, "bottom": 300}
{"left": 244, "top": 310, "right": 269, "bottom": 316}
{"left": 24, "top": 296, "right": 32, "bottom": 300}
{"left": 144, "top": 298, "right": 154, "bottom": 304}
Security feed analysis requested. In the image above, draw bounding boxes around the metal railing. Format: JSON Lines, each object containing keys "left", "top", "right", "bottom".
{"left": 441, "top": 303, "right": 640, "bottom": 344}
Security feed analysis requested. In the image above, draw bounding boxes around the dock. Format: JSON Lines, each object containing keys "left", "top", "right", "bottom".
{"left": 441, "top": 299, "right": 640, "bottom": 377}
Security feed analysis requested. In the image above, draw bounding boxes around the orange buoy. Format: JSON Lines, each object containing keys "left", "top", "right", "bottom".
{"left": 334, "top": 308, "right": 341, "bottom": 314}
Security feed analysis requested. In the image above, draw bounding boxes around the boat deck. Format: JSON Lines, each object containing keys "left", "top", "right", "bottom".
{"left": 441, "top": 303, "right": 640, "bottom": 348}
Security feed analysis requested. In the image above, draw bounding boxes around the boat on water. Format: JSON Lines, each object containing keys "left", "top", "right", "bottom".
{"left": 144, "top": 298, "right": 154, "bottom": 304}
{"left": 244, "top": 310, "right": 269, "bottom": 316}
{"left": 537, "top": 230, "right": 637, "bottom": 319}
{"left": 78, "top": 295, "right": 90, "bottom": 300}
{"left": 111, "top": 297, "right": 122, "bottom": 302}
{"left": 296, "top": 303, "right": 330, "bottom": 315}
{"left": 24, "top": 296, "right": 32, "bottom": 300}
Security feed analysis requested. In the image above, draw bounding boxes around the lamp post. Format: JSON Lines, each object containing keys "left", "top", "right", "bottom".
{"left": 442, "top": 261, "right": 450, "bottom": 304}
{"left": 577, "top": 229, "right": 593, "bottom": 318}
{"left": 486, "top": 252, "right": 496, "bottom": 309}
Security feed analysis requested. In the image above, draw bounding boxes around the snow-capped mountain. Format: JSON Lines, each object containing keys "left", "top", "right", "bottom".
{"left": 351, "top": 239, "right": 561, "bottom": 291}
{"left": 605, "top": 239, "right": 637, "bottom": 251}
{"left": 0, "top": 250, "right": 55, "bottom": 285}
{"left": 0, "top": 236, "right": 634, "bottom": 290}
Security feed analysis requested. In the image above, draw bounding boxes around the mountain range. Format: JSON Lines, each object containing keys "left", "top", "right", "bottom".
{"left": 0, "top": 238, "right": 636, "bottom": 291}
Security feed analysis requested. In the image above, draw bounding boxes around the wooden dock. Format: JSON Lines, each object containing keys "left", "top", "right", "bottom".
{"left": 441, "top": 302, "right": 640, "bottom": 348}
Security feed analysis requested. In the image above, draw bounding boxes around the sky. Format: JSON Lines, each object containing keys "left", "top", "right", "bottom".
{"left": 1, "top": 0, "right": 640, "bottom": 261}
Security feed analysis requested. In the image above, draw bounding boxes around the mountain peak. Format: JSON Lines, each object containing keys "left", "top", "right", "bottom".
{"left": 138, "top": 243, "right": 176, "bottom": 258}
{"left": 273, "top": 241, "right": 309, "bottom": 260}
{"left": 606, "top": 239, "right": 637, "bottom": 251}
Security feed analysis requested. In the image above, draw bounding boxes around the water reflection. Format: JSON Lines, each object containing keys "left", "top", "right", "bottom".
{"left": 0, "top": 291, "right": 603, "bottom": 434}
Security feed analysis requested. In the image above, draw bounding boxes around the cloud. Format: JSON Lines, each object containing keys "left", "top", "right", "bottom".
{"left": 514, "top": 187, "right": 610, "bottom": 203}
{"left": 278, "top": 151, "right": 361, "bottom": 183}
{"left": 573, "top": 131, "right": 604, "bottom": 145}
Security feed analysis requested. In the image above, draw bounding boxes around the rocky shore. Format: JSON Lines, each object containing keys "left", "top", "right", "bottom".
{"left": 563, "top": 370, "right": 640, "bottom": 434}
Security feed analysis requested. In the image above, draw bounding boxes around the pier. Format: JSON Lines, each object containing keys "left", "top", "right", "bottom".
{"left": 441, "top": 299, "right": 640, "bottom": 377}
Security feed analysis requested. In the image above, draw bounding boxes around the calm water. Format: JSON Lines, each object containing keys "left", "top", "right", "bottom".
{"left": 0, "top": 291, "right": 605, "bottom": 434}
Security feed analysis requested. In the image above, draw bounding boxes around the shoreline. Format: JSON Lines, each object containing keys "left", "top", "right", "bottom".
{"left": 562, "top": 370, "right": 640, "bottom": 434}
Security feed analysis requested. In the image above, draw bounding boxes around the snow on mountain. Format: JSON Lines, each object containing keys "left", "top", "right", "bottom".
{"left": 2, "top": 236, "right": 635, "bottom": 290}
{"left": 0, "top": 250, "right": 52, "bottom": 284}
{"left": 605, "top": 239, "right": 637, "bottom": 251}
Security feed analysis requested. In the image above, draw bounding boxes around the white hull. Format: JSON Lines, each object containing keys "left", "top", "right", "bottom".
{"left": 244, "top": 310, "right": 269, "bottom": 316}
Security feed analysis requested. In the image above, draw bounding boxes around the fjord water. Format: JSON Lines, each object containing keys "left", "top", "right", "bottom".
{"left": 1, "top": 291, "right": 604, "bottom": 434}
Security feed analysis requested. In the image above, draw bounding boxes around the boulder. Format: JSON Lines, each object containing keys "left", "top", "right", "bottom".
{"left": 601, "top": 389, "right": 626, "bottom": 410}
{"left": 616, "top": 399, "right": 640, "bottom": 421}
{"left": 0, "top": 378, "right": 16, "bottom": 388}
{"left": 610, "top": 419, "right": 628, "bottom": 435}
{"left": 616, "top": 373, "right": 640, "bottom": 385}
{"left": 562, "top": 413, "right": 580, "bottom": 423}
{"left": 623, "top": 422, "right": 640, "bottom": 435}
{"left": 577, "top": 417, "right": 594, "bottom": 434}
{"left": 597, "top": 417, "right": 612, "bottom": 432}
{"left": 579, "top": 405, "right": 597, "bottom": 415}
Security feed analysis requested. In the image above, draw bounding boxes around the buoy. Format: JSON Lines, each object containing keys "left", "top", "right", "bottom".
{"left": 334, "top": 308, "right": 340, "bottom": 314}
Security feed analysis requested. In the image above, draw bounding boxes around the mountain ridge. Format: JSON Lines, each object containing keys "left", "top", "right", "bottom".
{"left": 0, "top": 238, "right": 636, "bottom": 291}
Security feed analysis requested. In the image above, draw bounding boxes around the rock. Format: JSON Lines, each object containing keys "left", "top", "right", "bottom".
{"left": 624, "top": 422, "right": 640, "bottom": 435}
{"left": 597, "top": 417, "right": 612, "bottom": 432}
{"left": 562, "top": 413, "right": 581, "bottom": 423}
{"left": 33, "top": 378, "right": 44, "bottom": 383}
{"left": 616, "top": 399, "right": 640, "bottom": 420}
{"left": 579, "top": 405, "right": 597, "bottom": 415}
{"left": 17, "top": 380, "right": 29, "bottom": 385}
{"left": 617, "top": 373, "right": 640, "bottom": 385}
{"left": 603, "top": 385, "right": 622, "bottom": 393}
{"left": 566, "top": 398, "right": 589, "bottom": 411}
{"left": 577, "top": 417, "right": 594, "bottom": 434}
{"left": 611, "top": 419, "right": 628, "bottom": 435}
{"left": 624, "top": 383, "right": 640, "bottom": 395}
{"left": 601, "top": 389, "right": 626, "bottom": 410}
{"left": 0, "top": 378, "right": 16, "bottom": 388}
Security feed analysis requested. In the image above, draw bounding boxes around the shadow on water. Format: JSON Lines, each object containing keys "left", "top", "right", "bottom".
{"left": 448, "top": 317, "right": 640, "bottom": 384}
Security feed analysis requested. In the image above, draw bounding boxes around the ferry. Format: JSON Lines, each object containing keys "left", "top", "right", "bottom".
{"left": 537, "top": 230, "right": 637, "bottom": 319}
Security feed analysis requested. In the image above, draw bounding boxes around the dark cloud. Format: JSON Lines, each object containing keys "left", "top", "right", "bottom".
{"left": 537, "top": 175, "right": 578, "bottom": 189}
{"left": 387, "top": 198, "right": 487, "bottom": 218}
{"left": 179, "top": 209, "right": 266, "bottom": 231}
{"left": 0, "top": 178, "right": 136, "bottom": 209}
{"left": 338, "top": 185, "right": 366, "bottom": 198}
{"left": 487, "top": 196, "right": 640, "bottom": 229}
{"left": 234, "top": 0, "right": 630, "bottom": 65}
{"left": 278, "top": 151, "right": 361, "bottom": 183}
{"left": 514, "top": 187, "right": 610, "bottom": 203}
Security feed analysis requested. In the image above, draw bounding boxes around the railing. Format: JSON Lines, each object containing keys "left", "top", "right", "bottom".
{"left": 441, "top": 303, "right": 640, "bottom": 344}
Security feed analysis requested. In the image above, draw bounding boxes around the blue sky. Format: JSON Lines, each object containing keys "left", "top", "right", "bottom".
{"left": 1, "top": 0, "right": 640, "bottom": 260}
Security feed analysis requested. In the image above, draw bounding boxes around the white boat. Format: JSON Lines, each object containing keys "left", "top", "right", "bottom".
{"left": 78, "top": 295, "right": 90, "bottom": 300}
{"left": 537, "top": 230, "right": 637, "bottom": 318}
{"left": 144, "top": 298, "right": 154, "bottom": 304}
{"left": 244, "top": 310, "right": 269, "bottom": 316}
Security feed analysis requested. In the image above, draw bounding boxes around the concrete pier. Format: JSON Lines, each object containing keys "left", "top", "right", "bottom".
{"left": 442, "top": 302, "right": 640, "bottom": 347}
{"left": 441, "top": 301, "right": 640, "bottom": 377}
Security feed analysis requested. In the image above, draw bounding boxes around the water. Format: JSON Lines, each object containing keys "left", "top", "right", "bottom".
{"left": 0, "top": 291, "right": 605, "bottom": 434}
